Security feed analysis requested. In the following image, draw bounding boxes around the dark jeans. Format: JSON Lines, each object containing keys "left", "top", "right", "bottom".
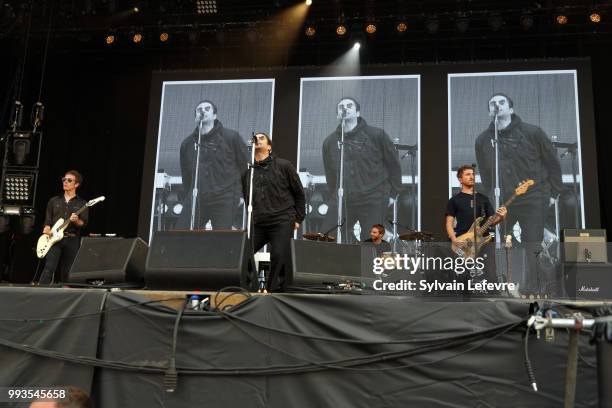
{"left": 325, "top": 190, "right": 389, "bottom": 243}
{"left": 196, "top": 191, "right": 237, "bottom": 230}
{"left": 253, "top": 220, "right": 294, "bottom": 292}
{"left": 501, "top": 199, "right": 548, "bottom": 292}
{"left": 39, "top": 236, "right": 80, "bottom": 284}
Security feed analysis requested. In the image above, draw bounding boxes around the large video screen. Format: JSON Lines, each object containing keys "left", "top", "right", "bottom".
{"left": 149, "top": 79, "right": 275, "bottom": 240}
{"left": 297, "top": 75, "right": 420, "bottom": 244}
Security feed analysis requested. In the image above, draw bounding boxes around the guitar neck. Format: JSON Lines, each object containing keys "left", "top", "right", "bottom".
{"left": 476, "top": 193, "right": 517, "bottom": 235}
{"left": 58, "top": 203, "right": 88, "bottom": 230}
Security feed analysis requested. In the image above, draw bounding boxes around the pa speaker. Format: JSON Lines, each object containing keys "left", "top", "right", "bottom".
{"left": 68, "top": 237, "right": 148, "bottom": 284}
{"left": 289, "top": 240, "right": 375, "bottom": 288}
{"left": 145, "top": 231, "right": 255, "bottom": 290}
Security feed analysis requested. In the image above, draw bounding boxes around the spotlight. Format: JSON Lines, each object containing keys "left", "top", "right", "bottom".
{"left": 105, "top": 34, "right": 115, "bottom": 45}
{"left": 488, "top": 13, "right": 504, "bottom": 31}
{"left": 353, "top": 42, "right": 361, "bottom": 50}
{"left": 455, "top": 13, "right": 469, "bottom": 33}
{"left": 2, "top": 174, "right": 34, "bottom": 204}
{"left": 160, "top": 32, "right": 169, "bottom": 42}
{"left": 305, "top": 0, "right": 312, "bottom": 5}
{"left": 317, "top": 203, "right": 328, "bottom": 216}
{"left": 396, "top": 21, "right": 408, "bottom": 33}
{"left": 589, "top": 11, "right": 601, "bottom": 23}
{"left": 132, "top": 33, "right": 142, "bottom": 43}
{"left": 196, "top": 0, "right": 217, "bottom": 14}
{"left": 365, "top": 23, "right": 377, "bottom": 35}
{"left": 520, "top": 12, "right": 534, "bottom": 30}
{"left": 133, "top": 6, "right": 139, "bottom": 13}
{"left": 336, "top": 24, "right": 347, "bottom": 36}
{"left": 556, "top": 14, "right": 568, "bottom": 25}
{"left": 425, "top": 17, "right": 439, "bottom": 34}
{"left": 305, "top": 25, "right": 316, "bottom": 37}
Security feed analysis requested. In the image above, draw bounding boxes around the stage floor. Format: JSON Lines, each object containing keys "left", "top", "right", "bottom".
{"left": 0, "top": 285, "right": 605, "bottom": 408}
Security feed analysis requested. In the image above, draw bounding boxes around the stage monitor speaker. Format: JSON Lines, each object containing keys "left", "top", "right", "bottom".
{"left": 563, "top": 229, "right": 607, "bottom": 263}
{"left": 289, "top": 240, "right": 375, "bottom": 288}
{"left": 68, "top": 237, "right": 148, "bottom": 284}
{"left": 145, "top": 231, "right": 255, "bottom": 290}
{"left": 562, "top": 262, "right": 612, "bottom": 300}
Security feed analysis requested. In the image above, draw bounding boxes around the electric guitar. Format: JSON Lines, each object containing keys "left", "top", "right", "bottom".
{"left": 452, "top": 180, "right": 534, "bottom": 259}
{"left": 36, "top": 196, "right": 105, "bottom": 258}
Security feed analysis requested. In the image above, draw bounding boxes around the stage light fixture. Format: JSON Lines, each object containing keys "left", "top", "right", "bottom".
{"left": 556, "top": 14, "right": 568, "bottom": 25}
{"left": 520, "top": 12, "right": 534, "bottom": 30}
{"left": 488, "top": 13, "right": 504, "bottom": 31}
{"left": 396, "top": 21, "right": 408, "bottom": 33}
{"left": 305, "top": 25, "right": 316, "bottom": 37}
{"left": 589, "top": 11, "right": 601, "bottom": 23}
{"left": 425, "top": 17, "right": 439, "bottom": 34}
{"left": 455, "top": 13, "right": 469, "bottom": 33}
{"left": 2, "top": 174, "right": 34, "bottom": 203}
{"left": 133, "top": 6, "right": 139, "bottom": 13}
{"left": 353, "top": 42, "right": 361, "bottom": 50}
{"left": 336, "top": 24, "right": 347, "bottom": 36}
{"left": 160, "top": 32, "right": 169, "bottom": 42}
{"left": 305, "top": 0, "right": 312, "bottom": 5}
{"left": 196, "top": 0, "right": 217, "bottom": 14}
{"left": 317, "top": 203, "right": 328, "bottom": 216}
{"left": 105, "top": 34, "right": 115, "bottom": 45}
{"left": 132, "top": 33, "right": 142, "bottom": 43}
{"left": 365, "top": 23, "right": 377, "bottom": 34}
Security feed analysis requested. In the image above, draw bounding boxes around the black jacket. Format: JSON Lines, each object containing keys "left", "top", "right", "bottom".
{"left": 475, "top": 114, "right": 564, "bottom": 203}
{"left": 322, "top": 118, "right": 402, "bottom": 197}
{"left": 179, "top": 120, "right": 248, "bottom": 200}
{"left": 242, "top": 155, "right": 306, "bottom": 225}
{"left": 44, "top": 195, "right": 88, "bottom": 235}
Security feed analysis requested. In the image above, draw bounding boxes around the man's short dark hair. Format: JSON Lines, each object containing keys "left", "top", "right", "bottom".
{"left": 456, "top": 164, "right": 474, "bottom": 179}
{"left": 371, "top": 224, "right": 385, "bottom": 235}
{"left": 337, "top": 97, "right": 361, "bottom": 112}
{"left": 57, "top": 386, "right": 93, "bottom": 408}
{"left": 65, "top": 170, "right": 83, "bottom": 185}
{"left": 487, "top": 93, "right": 514, "bottom": 110}
{"left": 194, "top": 100, "right": 218, "bottom": 114}
{"left": 255, "top": 132, "right": 272, "bottom": 148}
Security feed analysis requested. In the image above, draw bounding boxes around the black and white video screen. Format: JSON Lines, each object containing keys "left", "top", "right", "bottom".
{"left": 448, "top": 70, "right": 585, "bottom": 248}
{"left": 149, "top": 79, "right": 275, "bottom": 240}
{"left": 297, "top": 75, "right": 420, "bottom": 243}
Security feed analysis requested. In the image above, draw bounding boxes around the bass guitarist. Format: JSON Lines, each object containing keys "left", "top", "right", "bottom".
{"left": 38, "top": 170, "right": 88, "bottom": 284}
{"left": 445, "top": 164, "right": 506, "bottom": 285}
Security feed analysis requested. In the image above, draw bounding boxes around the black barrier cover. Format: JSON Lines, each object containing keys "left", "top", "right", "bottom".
{"left": 0, "top": 287, "right": 104, "bottom": 399}
{"left": 95, "top": 293, "right": 599, "bottom": 407}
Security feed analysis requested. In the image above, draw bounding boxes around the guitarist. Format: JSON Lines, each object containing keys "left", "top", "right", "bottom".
{"left": 445, "top": 165, "right": 506, "bottom": 285}
{"left": 38, "top": 170, "right": 88, "bottom": 284}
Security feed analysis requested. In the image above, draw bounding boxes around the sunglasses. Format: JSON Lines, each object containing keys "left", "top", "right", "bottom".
{"left": 62, "top": 177, "right": 76, "bottom": 183}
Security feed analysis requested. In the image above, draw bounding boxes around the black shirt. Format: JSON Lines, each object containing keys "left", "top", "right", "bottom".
{"left": 44, "top": 195, "right": 89, "bottom": 235}
{"left": 363, "top": 239, "right": 392, "bottom": 256}
{"left": 445, "top": 192, "right": 494, "bottom": 236}
{"left": 242, "top": 155, "right": 306, "bottom": 225}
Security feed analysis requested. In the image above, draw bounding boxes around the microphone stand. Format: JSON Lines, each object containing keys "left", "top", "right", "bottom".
{"left": 246, "top": 137, "right": 256, "bottom": 240}
{"left": 189, "top": 120, "right": 203, "bottom": 230}
{"left": 336, "top": 117, "right": 346, "bottom": 244}
{"left": 492, "top": 111, "right": 501, "bottom": 247}
{"left": 472, "top": 164, "right": 479, "bottom": 271}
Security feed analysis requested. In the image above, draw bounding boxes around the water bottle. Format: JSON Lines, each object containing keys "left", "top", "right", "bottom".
{"left": 189, "top": 295, "right": 200, "bottom": 310}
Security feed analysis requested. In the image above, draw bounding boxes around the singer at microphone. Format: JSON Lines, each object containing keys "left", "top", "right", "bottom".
{"left": 322, "top": 96, "right": 402, "bottom": 242}
{"left": 179, "top": 99, "right": 249, "bottom": 230}
{"left": 474, "top": 92, "right": 564, "bottom": 293}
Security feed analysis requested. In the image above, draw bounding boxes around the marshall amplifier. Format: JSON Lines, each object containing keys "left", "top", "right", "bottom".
{"left": 562, "top": 262, "right": 612, "bottom": 300}
{"left": 562, "top": 229, "right": 607, "bottom": 263}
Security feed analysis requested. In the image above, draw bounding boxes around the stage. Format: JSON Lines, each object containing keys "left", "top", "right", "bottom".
{"left": 0, "top": 285, "right": 609, "bottom": 407}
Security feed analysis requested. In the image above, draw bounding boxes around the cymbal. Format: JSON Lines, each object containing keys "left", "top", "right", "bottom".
{"left": 303, "top": 232, "right": 336, "bottom": 242}
{"left": 398, "top": 230, "right": 435, "bottom": 241}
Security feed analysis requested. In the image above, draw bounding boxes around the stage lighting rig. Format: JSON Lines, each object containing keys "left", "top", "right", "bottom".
{"left": 160, "top": 32, "right": 169, "bottom": 42}
{"left": 196, "top": 0, "right": 217, "bottom": 14}
{"left": 305, "top": 25, "right": 316, "bottom": 37}
{"left": 105, "top": 34, "right": 116, "bottom": 45}
{"left": 520, "top": 12, "right": 534, "bottom": 30}
{"left": 425, "top": 16, "right": 439, "bottom": 34}
{"left": 589, "top": 10, "right": 601, "bottom": 23}
{"left": 336, "top": 14, "right": 348, "bottom": 36}
{"left": 556, "top": 13, "right": 568, "bottom": 25}
{"left": 395, "top": 21, "right": 408, "bottom": 33}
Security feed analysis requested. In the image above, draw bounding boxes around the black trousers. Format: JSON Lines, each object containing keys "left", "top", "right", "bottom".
{"left": 39, "top": 236, "right": 80, "bottom": 284}
{"left": 502, "top": 199, "right": 548, "bottom": 292}
{"left": 324, "top": 190, "right": 389, "bottom": 243}
{"left": 253, "top": 220, "right": 294, "bottom": 292}
{"left": 196, "top": 191, "right": 237, "bottom": 230}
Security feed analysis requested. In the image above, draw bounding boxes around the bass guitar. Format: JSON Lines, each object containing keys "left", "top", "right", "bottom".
{"left": 452, "top": 180, "right": 534, "bottom": 259}
{"left": 36, "top": 196, "right": 105, "bottom": 258}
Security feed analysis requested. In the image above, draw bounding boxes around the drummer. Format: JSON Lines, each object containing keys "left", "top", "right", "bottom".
{"left": 363, "top": 224, "right": 391, "bottom": 256}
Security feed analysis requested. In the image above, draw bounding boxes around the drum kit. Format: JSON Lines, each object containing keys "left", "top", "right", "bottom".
{"left": 302, "top": 230, "right": 434, "bottom": 244}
